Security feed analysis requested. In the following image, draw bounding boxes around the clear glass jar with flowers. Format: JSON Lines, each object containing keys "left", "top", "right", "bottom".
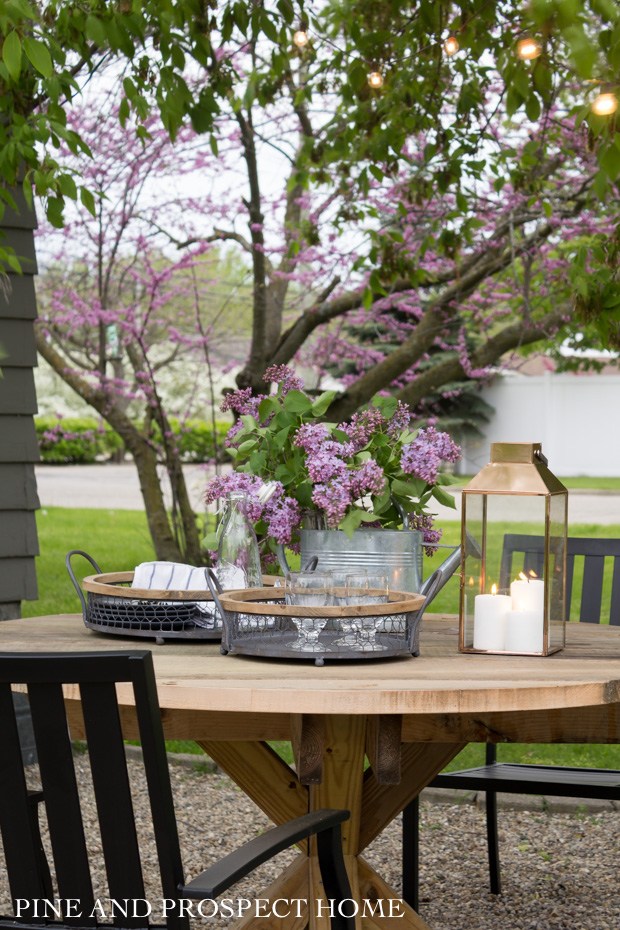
{"left": 204, "top": 366, "right": 461, "bottom": 571}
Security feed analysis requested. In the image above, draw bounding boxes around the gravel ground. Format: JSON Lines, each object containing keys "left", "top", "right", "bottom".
{"left": 2, "top": 753, "right": 618, "bottom": 930}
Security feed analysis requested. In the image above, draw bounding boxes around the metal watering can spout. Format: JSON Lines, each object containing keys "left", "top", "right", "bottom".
{"left": 419, "top": 546, "right": 461, "bottom": 606}
{"left": 419, "top": 530, "right": 481, "bottom": 607}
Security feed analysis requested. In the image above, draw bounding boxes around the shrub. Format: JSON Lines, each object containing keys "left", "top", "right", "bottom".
{"left": 36, "top": 416, "right": 124, "bottom": 464}
{"left": 36, "top": 415, "right": 232, "bottom": 464}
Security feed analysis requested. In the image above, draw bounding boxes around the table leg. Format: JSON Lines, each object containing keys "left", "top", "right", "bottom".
{"left": 197, "top": 728, "right": 467, "bottom": 930}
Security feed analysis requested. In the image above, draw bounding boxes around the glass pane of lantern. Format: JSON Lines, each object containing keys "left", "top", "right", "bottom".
{"left": 463, "top": 493, "right": 548, "bottom": 652}
{"left": 547, "top": 492, "right": 567, "bottom": 652}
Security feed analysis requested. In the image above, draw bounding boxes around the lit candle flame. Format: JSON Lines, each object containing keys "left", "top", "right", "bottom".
{"left": 368, "top": 71, "right": 384, "bottom": 89}
{"left": 491, "top": 583, "right": 497, "bottom": 595}
{"left": 517, "top": 570, "right": 538, "bottom": 583}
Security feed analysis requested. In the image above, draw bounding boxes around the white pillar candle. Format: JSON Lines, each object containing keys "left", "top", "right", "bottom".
{"left": 473, "top": 590, "right": 511, "bottom": 650}
{"left": 510, "top": 576, "right": 545, "bottom": 615}
{"left": 504, "top": 609, "right": 544, "bottom": 653}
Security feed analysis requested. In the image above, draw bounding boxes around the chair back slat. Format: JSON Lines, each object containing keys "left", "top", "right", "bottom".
{"left": 578, "top": 554, "right": 605, "bottom": 623}
{"left": 80, "top": 680, "right": 147, "bottom": 927}
{"left": 0, "top": 651, "right": 190, "bottom": 930}
{"left": 0, "top": 683, "right": 49, "bottom": 914}
{"left": 131, "top": 661, "right": 187, "bottom": 930}
{"left": 28, "top": 681, "right": 97, "bottom": 923}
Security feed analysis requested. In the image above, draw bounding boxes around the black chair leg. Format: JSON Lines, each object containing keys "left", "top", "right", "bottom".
{"left": 401, "top": 796, "right": 419, "bottom": 911}
{"left": 485, "top": 789, "right": 501, "bottom": 895}
{"left": 28, "top": 790, "right": 54, "bottom": 898}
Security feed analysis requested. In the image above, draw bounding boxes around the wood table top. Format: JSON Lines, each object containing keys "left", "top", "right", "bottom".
{"left": 2, "top": 613, "right": 619, "bottom": 717}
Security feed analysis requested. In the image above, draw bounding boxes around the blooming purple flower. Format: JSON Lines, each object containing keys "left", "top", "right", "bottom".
{"left": 401, "top": 427, "right": 461, "bottom": 484}
{"left": 408, "top": 512, "right": 443, "bottom": 557}
{"left": 350, "top": 460, "right": 385, "bottom": 498}
{"left": 263, "top": 364, "right": 303, "bottom": 394}
{"left": 386, "top": 401, "right": 412, "bottom": 437}
{"left": 338, "top": 407, "right": 384, "bottom": 452}
{"left": 311, "top": 476, "right": 354, "bottom": 527}
{"left": 264, "top": 494, "right": 301, "bottom": 544}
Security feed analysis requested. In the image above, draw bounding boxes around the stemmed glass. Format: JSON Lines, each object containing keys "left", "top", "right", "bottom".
{"left": 284, "top": 571, "right": 333, "bottom": 651}
{"left": 336, "top": 571, "right": 389, "bottom": 651}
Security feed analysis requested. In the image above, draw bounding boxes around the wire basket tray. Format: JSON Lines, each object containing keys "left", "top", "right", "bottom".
{"left": 210, "top": 581, "right": 427, "bottom": 666}
{"left": 67, "top": 550, "right": 221, "bottom": 644}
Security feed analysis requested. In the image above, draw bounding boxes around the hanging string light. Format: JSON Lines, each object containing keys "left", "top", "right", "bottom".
{"left": 443, "top": 35, "right": 459, "bottom": 56}
{"left": 516, "top": 37, "right": 542, "bottom": 60}
{"left": 293, "top": 28, "right": 309, "bottom": 49}
{"left": 367, "top": 70, "right": 384, "bottom": 89}
{"left": 591, "top": 91, "right": 618, "bottom": 116}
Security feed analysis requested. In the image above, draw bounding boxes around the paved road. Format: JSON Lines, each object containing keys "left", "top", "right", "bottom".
{"left": 34, "top": 464, "right": 620, "bottom": 525}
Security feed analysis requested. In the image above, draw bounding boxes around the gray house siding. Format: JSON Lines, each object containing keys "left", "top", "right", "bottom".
{"left": 0, "top": 191, "right": 40, "bottom": 619}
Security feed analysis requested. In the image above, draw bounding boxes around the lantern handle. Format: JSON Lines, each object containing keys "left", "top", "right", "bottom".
{"left": 534, "top": 448, "right": 548, "bottom": 466}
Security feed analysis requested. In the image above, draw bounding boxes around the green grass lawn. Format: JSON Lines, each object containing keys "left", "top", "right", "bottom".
{"left": 24, "top": 507, "right": 620, "bottom": 772}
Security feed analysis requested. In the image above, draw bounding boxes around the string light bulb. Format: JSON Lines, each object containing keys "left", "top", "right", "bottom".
{"left": 293, "top": 28, "right": 309, "bottom": 49}
{"left": 516, "top": 37, "right": 542, "bottom": 60}
{"left": 591, "top": 91, "right": 618, "bottom": 116}
{"left": 368, "top": 70, "right": 384, "bottom": 89}
{"left": 443, "top": 35, "right": 459, "bottom": 56}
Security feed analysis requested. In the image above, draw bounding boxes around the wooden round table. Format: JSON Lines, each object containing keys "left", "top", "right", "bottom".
{"left": 2, "top": 613, "right": 619, "bottom": 930}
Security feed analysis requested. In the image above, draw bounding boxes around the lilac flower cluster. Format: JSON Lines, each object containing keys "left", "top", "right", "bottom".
{"left": 408, "top": 512, "right": 444, "bottom": 557}
{"left": 207, "top": 366, "right": 461, "bottom": 548}
{"left": 401, "top": 426, "right": 460, "bottom": 485}
{"left": 293, "top": 418, "right": 388, "bottom": 528}
{"left": 338, "top": 407, "right": 384, "bottom": 453}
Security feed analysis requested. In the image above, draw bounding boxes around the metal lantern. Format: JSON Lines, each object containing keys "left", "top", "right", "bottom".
{"left": 459, "top": 442, "right": 567, "bottom": 656}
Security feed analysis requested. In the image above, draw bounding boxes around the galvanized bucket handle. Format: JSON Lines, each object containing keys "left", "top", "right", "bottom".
{"left": 275, "top": 545, "right": 318, "bottom": 576}
{"left": 65, "top": 550, "right": 103, "bottom": 622}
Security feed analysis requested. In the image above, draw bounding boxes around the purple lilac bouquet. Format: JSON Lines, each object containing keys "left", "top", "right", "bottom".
{"left": 204, "top": 366, "right": 460, "bottom": 556}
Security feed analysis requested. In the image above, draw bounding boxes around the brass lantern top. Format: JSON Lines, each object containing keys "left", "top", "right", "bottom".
{"left": 463, "top": 442, "right": 567, "bottom": 495}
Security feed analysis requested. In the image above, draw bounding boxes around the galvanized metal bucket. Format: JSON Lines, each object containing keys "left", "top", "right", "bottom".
{"left": 298, "top": 528, "right": 424, "bottom": 593}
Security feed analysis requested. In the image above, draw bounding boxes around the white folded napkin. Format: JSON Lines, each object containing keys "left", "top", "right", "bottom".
{"left": 132, "top": 561, "right": 208, "bottom": 591}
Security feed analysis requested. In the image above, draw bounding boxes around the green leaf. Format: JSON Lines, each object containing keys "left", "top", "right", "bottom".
{"left": 310, "top": 390, "right": 337, "bottom": 417}
{"left": 46, "top": 196, "right": 64, "bottom": 228}
{"left": 338, "top": 508, "right": 377, "bottom": 537}
{"left": 3, "top": 31, "right": 22, "bottom": 82}
{"left": 23, "top": 37, "right": 52, "bottom": 78}
{"left": 57, "top": 174, "right": 77, "bottom": 200}
{"left": 258, "top": 396, "right": 279, "bottom": 420}
{"left": 391, "top": 477, "right": 426, "bottom": 499}
{"left": 236, "top": 438, "right": 257, "bottom": 455}
{"left": 80, "top": 187, "right": 96, "bottom": 217}
{"left": 283, "top": 389, "right": 312, "bottom": 414}
{"left": 431, "top": 484, "right": 457, "bottom": 508}
{"left": 272, "top": 426, "right": 291, "bottom": 450}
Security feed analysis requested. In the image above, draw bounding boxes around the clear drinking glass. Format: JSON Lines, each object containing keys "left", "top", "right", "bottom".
{"left": 284, "top": 571, "right": 333, "bottom": 651}
{"left": 339, "top": 571, "right": 389, "bottom": 651}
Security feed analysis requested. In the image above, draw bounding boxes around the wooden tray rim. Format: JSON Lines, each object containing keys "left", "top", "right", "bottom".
{"left": 218, "top": 586, "right": 425, "bottom": 618}
{"left": 82, "top": 572, "right": 278, "bottom": 601}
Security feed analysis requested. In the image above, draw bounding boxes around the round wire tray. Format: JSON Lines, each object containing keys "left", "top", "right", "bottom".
{"left": 212, "top": 584, "right": 427, "bottom": 666}
{"left": 67, "top": 550, "right": 276, "bottom": 644}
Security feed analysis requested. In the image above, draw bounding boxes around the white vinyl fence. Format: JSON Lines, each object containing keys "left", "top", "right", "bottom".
{"left": 458, "top": 373, "right": 620, "bottom": 477}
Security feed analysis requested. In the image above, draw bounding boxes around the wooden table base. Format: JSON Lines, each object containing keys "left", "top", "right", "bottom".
{"left": 198, "top": 716, "right": 465, "bottom": 930}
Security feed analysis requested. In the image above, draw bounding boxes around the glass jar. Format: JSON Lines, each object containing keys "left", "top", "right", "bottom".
{"left": 216, "top": 491, "right": 262, "bottom": 589}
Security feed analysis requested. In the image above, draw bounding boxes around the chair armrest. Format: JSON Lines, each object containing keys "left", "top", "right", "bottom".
{"left": 180, "top": 808, "right": 349, "bottom": 899}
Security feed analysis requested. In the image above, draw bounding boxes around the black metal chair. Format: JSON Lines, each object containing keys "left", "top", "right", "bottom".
{"left": 0, "top": 650, "right": 354, "bottom": 930}
{"left": 402, "top": 535, "right": 620, "bottom": 908}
